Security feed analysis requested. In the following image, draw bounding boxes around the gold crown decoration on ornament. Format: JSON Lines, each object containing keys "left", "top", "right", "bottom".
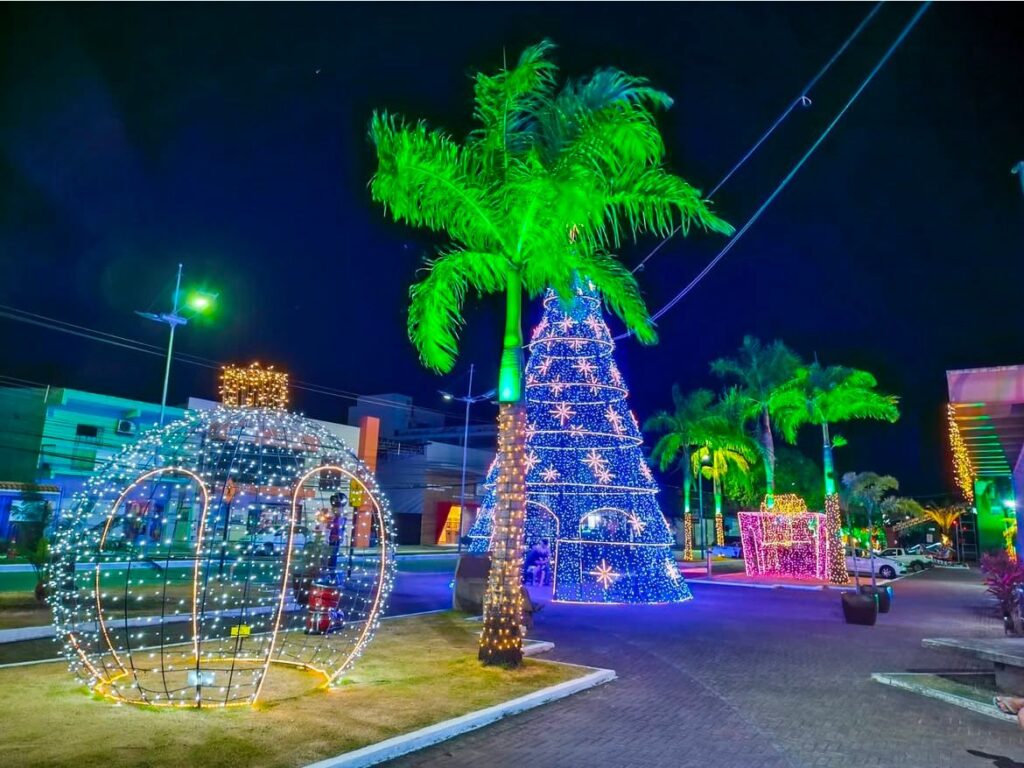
{"left": 220, "top": 362, "right": 289, "bottom": 409}
{"left": 760, "top": 493, "right": 808, "bottom": 515}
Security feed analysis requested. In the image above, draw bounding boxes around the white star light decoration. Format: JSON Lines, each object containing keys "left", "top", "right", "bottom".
{"left": 626, "top": 512, "right": 647, "bottom": 535}
{"left": 556, "top": 316, "right": 577, "bottom": 334}
{"left": 540, "top": 466, "right": 560, "bottom": 482}
{"left": 604, "top": 405, "right": 625, "bottom": 435}
{"left": 568, "top": 424, "right": 585, "bottom": 439}
{"left": 549, "top": 378, "right": 566, "bottom": 397}
{"left": 537, "top": 357, "right": 554, "bottom": 376}
{"left": 665, "top": 560, "right": 682, "bottom": 584}
{"left": 582, "top": 448, "right": 609, "bottom": 474}
{"left": 524, "top": 451, "right": 541, "bottom": 473}
{"left": 590, "top": 560, "right": 620, "bottom": 589}
{"left": 585, "top": 315, "right": 604, "bottom": 336}
{"left": 574, "top": 358, "right": 596, "bottom": 378}
{"left": 595, "top": 467, "right": 615, "bottom": 485}
{"left": 550, "top": 402, "right": 576, "bottom": 426}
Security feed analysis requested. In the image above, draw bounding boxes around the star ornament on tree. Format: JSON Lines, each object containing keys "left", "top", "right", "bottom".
{"left": 574, "top": 358, "right": 596, "bottom": 378}
{"left": 524, "top": 451, "right": 541, "bottom": 473}
{"left": 626, "top": 512, "right": 647, "bottom": 535}
{"left": 538, "top": 356, "right": 554, "bottom": 376}
{"left": 590, "top": 559, "right": 620, "bottom": 589}
{"left": 549, "top": 377, "right": 566, "bottom": 397}
{"left": 556, "top": 316, "right": 577, "bottom": 334}
{"left": 582, "top": 448, "right": 609, "bottom": 473}
{"left": 550, "top": 402, "right": 576, "bottom": 426}
{"left": 540, "top": 466, "right": 560, "bottom": 482}
{"left": 665, "top": 560, "right": 682, "bottom": 584}
{"left": 595, "top": 467, "right": 615, "bottom": 485}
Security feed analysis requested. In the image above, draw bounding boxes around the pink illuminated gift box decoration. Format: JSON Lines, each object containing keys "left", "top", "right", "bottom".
{"left": 738, "top": 495, "right": 827, "bottom": 580}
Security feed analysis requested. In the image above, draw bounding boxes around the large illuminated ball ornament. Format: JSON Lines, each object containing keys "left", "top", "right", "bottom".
{"left": 49, "top": 407, "right": 395, "bottom": 707}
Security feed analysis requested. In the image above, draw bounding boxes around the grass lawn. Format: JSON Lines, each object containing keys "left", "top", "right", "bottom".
{"left": 0, "top": 591, "right": 49, "bottom": 630}
{"left": 0, "top": 611, "right": 584, "bottom": 768}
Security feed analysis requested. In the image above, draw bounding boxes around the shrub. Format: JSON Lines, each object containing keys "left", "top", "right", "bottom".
{"left": 981, "top": 552, "right": 1024, "bottom": 631}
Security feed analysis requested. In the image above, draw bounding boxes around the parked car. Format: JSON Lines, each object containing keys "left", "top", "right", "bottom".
{"left": 845, "top": 548, "right": 906, "bottom": 580}
{"left": 711, "top": 542, "right": 742, "bottom": 558}
{"left": 876, "top": 547, "right": 932, "bottom": 572}
{"left": 255, "top": 526, "right": 309, "bottom": 556}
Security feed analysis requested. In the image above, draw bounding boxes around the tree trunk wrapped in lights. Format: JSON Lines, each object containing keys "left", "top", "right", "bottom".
{"left": 478, "top": 403, "right": 528, "bottom": 666}
{"left": 822, "top": 427, "right": 848, "bottom": 584}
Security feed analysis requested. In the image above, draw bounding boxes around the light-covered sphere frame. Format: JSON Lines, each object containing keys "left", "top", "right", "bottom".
{"left": 49, "top": 407, "right": 396, "bottom": 708}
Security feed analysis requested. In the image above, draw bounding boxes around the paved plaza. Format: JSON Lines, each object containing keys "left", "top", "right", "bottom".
{"left": 394, "top": 568, "right": 1024, "bottom": 768}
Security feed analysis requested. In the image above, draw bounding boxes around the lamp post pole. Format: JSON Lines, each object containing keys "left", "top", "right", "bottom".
{"left": 456, "top": 364, "right": 474, "bottom": 554}
{"left": 440, "top": 370, "right": 495, "bottom": 553}
{"left": 158, "top": 264, "right": 184, "bottom": 426}
{"left": 137, "top": 265, "right": 217, "bottom": 427}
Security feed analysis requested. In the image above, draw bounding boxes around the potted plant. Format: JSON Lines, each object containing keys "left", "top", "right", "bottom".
{"left": 981, "top": 551, "right": 1024, "bottom": 634}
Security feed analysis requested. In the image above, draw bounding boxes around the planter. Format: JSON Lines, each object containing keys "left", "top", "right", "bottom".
{"left": 841, "top": 591, "right": 878, "bottom": 625}
{"left": 859, "top": 584, "right": 893, "bottom": 613}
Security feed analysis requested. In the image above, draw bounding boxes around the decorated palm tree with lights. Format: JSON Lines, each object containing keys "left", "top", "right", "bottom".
{"left": 711, "top": 337, "right": 801, "bottom": 510}
{"left": 369, "top": 41, "right": 731, "bottom": 665}
{"left": 770, "top": 363, "right": 900, "bottom": 584}
{"left": 645, "top": 387, "right": 716, "bottom": 560}
{"left": 693, "top": 389, "right": 759, "bottom": 547}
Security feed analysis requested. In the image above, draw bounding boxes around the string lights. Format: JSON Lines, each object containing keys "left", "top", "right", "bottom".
{"left": 469, "top": 281, "right": 691, "bottom": 605}
{"left": 824, "top": 493, "right": 848, "bottom": 584}
{"left": 220, "top": 362, "right": 289, "bottom": 410}
{"left": 739, "top": 494, "right": 826, "bottom": 580}
{"left": 48, "top": 403, "right": 395, "bottom": 708}
{"left": 946, "top": 404, "right": 975, "bottom": 504}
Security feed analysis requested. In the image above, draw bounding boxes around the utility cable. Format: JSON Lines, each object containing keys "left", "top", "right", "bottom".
{"left": 616, "top": 1, "right": 931, "bottom": 341}
{"left": 632, "top": 2, "right": 884, "bottom": 275}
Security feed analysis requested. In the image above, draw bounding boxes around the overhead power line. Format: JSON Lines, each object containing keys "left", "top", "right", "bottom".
{"left": 617, "top": 1, "right": 932, "bottom": 341}
{"left": 632, "top": 1, "right": 884, "bottom": 275}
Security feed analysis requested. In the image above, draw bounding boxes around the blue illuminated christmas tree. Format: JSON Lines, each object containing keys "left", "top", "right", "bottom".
{"left": 468, "top": 280, "right": 691, "bottom": 604}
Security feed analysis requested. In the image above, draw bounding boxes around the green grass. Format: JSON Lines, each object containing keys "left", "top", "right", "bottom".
{"left": 0, "top": 612, "right": 583, "bottom": 768}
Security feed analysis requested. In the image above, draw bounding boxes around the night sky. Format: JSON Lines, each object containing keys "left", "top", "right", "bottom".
{"left": 1, "top": 3, "right": 1022, "bottom": 498}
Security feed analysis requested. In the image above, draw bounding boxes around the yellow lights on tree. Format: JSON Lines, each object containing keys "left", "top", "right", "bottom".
{"left": 220, "top": 362, "right": 289, "bottom": 410}
{"left": 478, "top": 404, "right": 527, "bottom": 667}
{"left": 824, "top": 493, "right": 848, "bottom": 585}
{"left": 683, "top": 514, "right": 694, "bottom": 561}
{"left": 715, "top": 514, "right": 725, "bottom": 548}
{"left": 946, "top": 404, "right": 975, "bottom": 504}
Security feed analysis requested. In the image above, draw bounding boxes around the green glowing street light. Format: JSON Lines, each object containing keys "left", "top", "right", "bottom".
{"left": 136, "top": 265, "right": 219, "bottom": 426}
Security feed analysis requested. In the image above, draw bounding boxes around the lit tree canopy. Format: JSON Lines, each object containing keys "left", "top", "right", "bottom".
{"left": 369, "top": 40, "right": 733, "bottom": 374}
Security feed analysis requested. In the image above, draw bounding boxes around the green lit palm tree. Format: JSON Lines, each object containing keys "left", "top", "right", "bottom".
{"left": 711, "top": 336, "right": 800, "bottom": 510}
{"left": 692, "top": 389, "right": 758, "bottom": 547}
{"left": 770, "top": 363, "right": 900, "bottom": 583}
{"left": 370, "top": 41, "right": 731, "bottom": 666}
{"left": 645, "top": 387, "right": 715, "bottom": 559}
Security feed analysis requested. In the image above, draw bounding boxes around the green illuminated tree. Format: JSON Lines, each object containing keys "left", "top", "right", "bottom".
{"left": 693, "top": 389, "right": 758, "bottom": 545}
{"left": 645, "top": 387, "right": 715, "bottom": 555}
{"left": 711, "top": 336, "right": 801, "bottom": 509}
{"left": 770, "top": 363, "right": 900, "bottom": 583}
{"left": 369, "top": 41, "right": 731, "bottom": 665}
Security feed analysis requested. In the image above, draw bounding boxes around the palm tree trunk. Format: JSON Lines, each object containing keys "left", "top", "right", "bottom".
{"left": 821, "top": 421, "right": 848, "bottom": 584}
{"left": 479, "top": 273, "right": 526, "bottom": 667}
{"left": 683, "top": 448, "right": 693, "bottom": 560}
{"left": 761, "top": 407, "right": 776, "bottom": 509}
{"left": 713, "top": 474, "right": 725, "bottom": 547}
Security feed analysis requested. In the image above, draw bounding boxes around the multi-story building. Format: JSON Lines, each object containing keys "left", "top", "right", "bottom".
{"left": 946, "top": 365, "right": 1024, "bottom": 557}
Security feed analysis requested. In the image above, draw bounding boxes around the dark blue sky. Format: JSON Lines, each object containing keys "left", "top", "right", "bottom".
{"left": 1, "top": 3, "right": 1022, "bottom": 496}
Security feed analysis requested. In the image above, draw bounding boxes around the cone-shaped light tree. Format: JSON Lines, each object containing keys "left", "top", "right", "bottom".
{"left": 711, "top": 337, "right": 800, "bottom": 510}
{"left": 769, "top": 364, "right": 900, "bottom": 584}
{"left": 369, "top": 41, "right": 731, "bottom": 665}
{"left": 645, "top": 387, "right": 715, "bottom": 559}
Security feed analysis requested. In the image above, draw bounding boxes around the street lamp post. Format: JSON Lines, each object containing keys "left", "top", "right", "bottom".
{"left": 440, "top": 364, "right": 495, "bottom": 553}
{"left": 136, "top": 264, "right": 217, "bottom": 426}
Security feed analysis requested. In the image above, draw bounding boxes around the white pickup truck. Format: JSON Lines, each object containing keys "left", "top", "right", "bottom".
{"left": 876, "top": 547, "right": 932, "bottom": 573}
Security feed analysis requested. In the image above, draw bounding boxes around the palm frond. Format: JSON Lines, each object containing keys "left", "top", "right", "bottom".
{"left": 369, "top": 113, "right": 503, "bottom": 249}
{"left": 578, "top": 251, "right": 656, "bottom": 344}
{"left": 407, "top": 249, "right": 508, "bottom": 373}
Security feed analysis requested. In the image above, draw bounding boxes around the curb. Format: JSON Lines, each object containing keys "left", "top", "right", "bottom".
{"left": 304, "top": 664, "right": 616, "bottom": 768}
{"left": 871, "top": 672, "right": 1016, "bottom": 724}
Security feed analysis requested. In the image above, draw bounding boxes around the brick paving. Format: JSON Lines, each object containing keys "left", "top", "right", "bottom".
{"left": 391, "top": 568, "right": 1024, "bottom": 768}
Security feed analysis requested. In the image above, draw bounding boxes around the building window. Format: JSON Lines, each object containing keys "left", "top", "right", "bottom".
{"left": 72, "top": 424, "right": 100, "bottom": 470}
